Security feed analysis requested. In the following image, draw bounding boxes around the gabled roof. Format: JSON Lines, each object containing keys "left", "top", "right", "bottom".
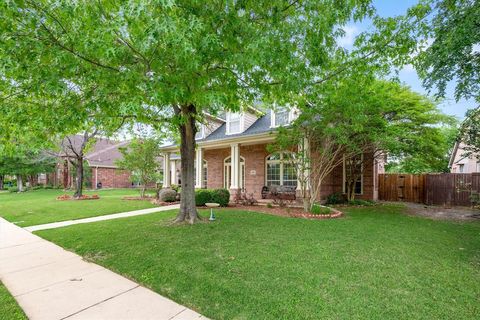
{"left": 86, "top": 140, "right": 130, "bottom": 168}
{"left": 59, "top": 135, "right": 131, "bottom": 168}
{"left": 199, "top": 111, "right": 273, "bottom": 143}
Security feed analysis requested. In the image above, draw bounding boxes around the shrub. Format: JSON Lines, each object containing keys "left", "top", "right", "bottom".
{"left": 44, "top": 185, "right": 54, "bottom": 189}
{"left": 8, "top": 187, "right": 18, "bottom": 193}
{"left": 326, "top": 192, "right": 345, "bottom": 205}
{"left": 310, "top": 204, "right": 332, "bottom": 215}
{"left": 266, "top": 202, "right": 273, "bottom": 208}
{"left": 195, "top": 189, "right": 212, "bottom": 206}
{"left": 211, "top": 188, "right": 230, "bottom": 207}
{"left": 32, "top": 185, "right": 43, "bottom": 190}
{"left": 158, "top": 188, "right": 177, "bottom": 202}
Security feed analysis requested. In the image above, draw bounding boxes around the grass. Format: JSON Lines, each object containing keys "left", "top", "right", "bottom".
{"left": 0, "top": 189, "right": 157, "bottom": 227}
{"left": 0, "top": 282, "right": 26, "bottom": 320}
{"left": 36, "top": 204, "right": 480, "bottom": 319}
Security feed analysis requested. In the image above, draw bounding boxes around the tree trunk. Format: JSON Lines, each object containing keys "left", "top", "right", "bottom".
{"left": 303, "top": 197, "right": 310, "bottom": 212}
{"left": 174, "top": 104, "right": 201, "bottom": 224}
{"left": 73, "top": 157, "right": 84, "bottom": 198}
{"left": 141, "top": 185, "right": 146, "bottom": 198}
{"left": 16, "top": 175, "right": 23, "bottom": 192}
{"left": 0, "top": 175, "right": 4, "bottom": 190}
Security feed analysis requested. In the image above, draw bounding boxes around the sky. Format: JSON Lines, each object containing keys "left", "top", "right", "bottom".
{"left": 340, "top": 0, "right": 476, "bottom": 120}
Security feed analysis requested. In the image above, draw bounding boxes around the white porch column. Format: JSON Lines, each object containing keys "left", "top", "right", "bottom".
{"left": 170, "top": 160, "right": 177, "bottom": 185}
{"left": 230, "top": 143, "right": 240, "bottom": 190}
{"left": 297, "top": 138, "right": 310, "bottom": 191}
{"left": 195, "top": 147, "right": 203, "bottom": 189}
{"left": 163, "top": 153, "right": 171, "bottom": 188}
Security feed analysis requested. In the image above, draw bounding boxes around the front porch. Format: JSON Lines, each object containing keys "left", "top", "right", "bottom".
{"left": 162, "top": 136, "right": 305, "bottom": 200}
{"left": 161, "top": 139, "right": 378, "bottom": 202}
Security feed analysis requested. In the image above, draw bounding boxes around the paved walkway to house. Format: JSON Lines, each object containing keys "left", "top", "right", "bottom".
{"left": 0, "top": 217, "right": 206, "bottom": 320}
{"left": 25, "top": 204, "right": 180, "bottom": 232}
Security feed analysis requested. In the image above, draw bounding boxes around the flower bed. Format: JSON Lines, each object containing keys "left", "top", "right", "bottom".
{"left": 56, "top": 194, "right": 100, "bottom": 201}
{"left": 150, "top": 199, "right": 180, "bottom": 206}
{"left": 290, "top": 210, "right": 343, "bottom": 219}
{"left": 230, "top": 203, "right": 343, "bottom": 220}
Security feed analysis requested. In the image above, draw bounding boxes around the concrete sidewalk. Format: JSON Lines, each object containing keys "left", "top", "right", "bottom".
{"left": 0, "top": 217, "right": 206, "bottom": 320}
{"left": 25, "top": 204, "right": 180, "bottom": 232}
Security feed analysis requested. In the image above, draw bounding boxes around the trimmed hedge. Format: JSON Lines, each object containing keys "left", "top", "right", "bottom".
{"left": 195, "top": 188, "right": 230, "bottom": 207}
{"left": 195, "top": 189, "right": 211, "bottom": 206}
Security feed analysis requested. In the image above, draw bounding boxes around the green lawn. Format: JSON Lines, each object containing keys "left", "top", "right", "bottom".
{"left": 0, "top": 282, "right": 26, "bottom": 320}
{"left": 36, "top": 205, "right": 480, "bottom": 319}
{"left": 0, "top": 189, "right": 156, "bottom": 227}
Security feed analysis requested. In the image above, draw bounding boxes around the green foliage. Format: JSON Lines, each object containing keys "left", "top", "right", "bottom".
{"left": 211, "top": 189, "right": 230, "bottom": 207}
{"left": 195, "top": 189, "right": 230, "bottom": 207}
{"left": 8, "top": 187, "right": 18, "bottom": 193}
{"left": 459, "top": 107, "right": 480, "bottom": 157}
{"left": 266, "top": 203, "right": 273, "bottom": 209}
{"left": 415, "top": 0, "right": 480, "bottom": 102}
{"left": 116, "top": 137, "right": 162, "bottom": 196}
{"left": 326, "top": 192, "right": 345, "bottom": 205}
{"left": 386, "top": 124, "right": 459, "bottom": 173}
{"left": 310, "top": 204, "right": 332, "bottom": 215}
{"left": 195, "top": 189, "right": 212, "bottom": 207}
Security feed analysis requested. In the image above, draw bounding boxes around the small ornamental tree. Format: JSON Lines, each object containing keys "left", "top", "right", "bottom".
{"left": 116, "top": 138, "right": 162, "bottom": 198}
{"left": 57, "top": 131, "right": 98, "bottom": 198}
{"left": 273, "top": 77, "right": 452, "bottom": 209}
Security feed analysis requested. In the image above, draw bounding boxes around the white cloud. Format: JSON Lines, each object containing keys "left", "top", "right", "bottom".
{"left": 337, "top": 25, "right": 359, "bottom": 48}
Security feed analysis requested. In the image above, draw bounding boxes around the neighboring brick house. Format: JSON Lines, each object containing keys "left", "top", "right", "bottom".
{"left": 449, "top": 141, "right": 480, "bottom": 173}
{"left": 160, "top": 109, "right": 384, "bottom": 201}
{"left": 48, "top": 136, "right": 134, "bottom": 189}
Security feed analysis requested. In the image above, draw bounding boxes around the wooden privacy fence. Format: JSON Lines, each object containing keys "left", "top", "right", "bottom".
{"left": 378, "top": 173, "right": 480, "bottom": 206}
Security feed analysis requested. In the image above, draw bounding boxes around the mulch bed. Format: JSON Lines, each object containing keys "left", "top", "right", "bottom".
{"left": 150, "top": 200, "right": 181, "bottom": 206}
{"left": 56, "top": 194, "right": 100, "bottom": 201}
{"left": 226, "top": 204, "right": 343, "bottom": 220}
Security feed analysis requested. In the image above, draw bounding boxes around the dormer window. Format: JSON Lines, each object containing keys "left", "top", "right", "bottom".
{"left": 195, "top": 124, "right": 205, "bottom": 140}
{"left": 226, "top": 112, "right": 243, "bottom": 135}
{"left": 272, "top": 107, "right": 296, "bottom": 127}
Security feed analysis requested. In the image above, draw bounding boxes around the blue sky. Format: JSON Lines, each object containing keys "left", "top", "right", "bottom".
{"left": 340, "top": 0, "right": 475, "bottom": 119}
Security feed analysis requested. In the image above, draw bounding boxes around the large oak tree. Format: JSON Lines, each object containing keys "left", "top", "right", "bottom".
{"left": 1, "top": 0, "right": 381, "bottom": 223}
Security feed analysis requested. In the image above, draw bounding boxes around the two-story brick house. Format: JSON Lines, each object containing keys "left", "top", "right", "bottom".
{"left": 160, "top": 108, "right": 384, "bottom": 201}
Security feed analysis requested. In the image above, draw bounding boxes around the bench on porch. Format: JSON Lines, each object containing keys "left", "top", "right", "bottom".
{"left": 261, "top": 185, "right": 296, "bottom": 201}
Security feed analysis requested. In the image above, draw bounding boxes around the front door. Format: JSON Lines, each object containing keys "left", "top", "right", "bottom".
{"left": 224, "top": 157, "right": 245, "bottom": 190}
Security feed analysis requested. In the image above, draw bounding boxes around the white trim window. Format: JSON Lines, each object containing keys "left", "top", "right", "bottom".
{"left": 458, "top": 163, "right": 465, "bottom": 173}
{"left": 226, "top": 112, "right": 243, "bottom": 135}
{"left": 265, "top": 153, "right": 297, "bottom": 187}
{"left": 224, "top": 156, "right": 245, "bottom": 189}
{"left": 271, "top": 107, "right": 299, "bottom": 127}
{"left": 195, "top": 124, "right": 205, "bottom": 140}
{"left": 476, "top": 161, "right": 480, "bottom": 173}
{"left": 343, "top": 155, "right": 363, "bottom": 195}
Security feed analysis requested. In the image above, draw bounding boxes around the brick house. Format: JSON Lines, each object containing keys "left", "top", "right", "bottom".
{"left": 49, "top": 136, "right": 134, "bottom": 189}
{"left": 160, "top": 109, "right": 384, "bottom": 201}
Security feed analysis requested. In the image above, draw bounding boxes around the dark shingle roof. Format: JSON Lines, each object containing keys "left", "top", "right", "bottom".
{"left": 200, "top": 112, "right": 273, "bottom": 142}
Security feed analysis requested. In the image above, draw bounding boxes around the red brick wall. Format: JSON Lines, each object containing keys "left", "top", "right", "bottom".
{"left": 203, "top": 144, "right": 380, "bottom": 201}
{"left": 241, "top": 144, "right": 270, "bottom": 198}
{"left": 92, "top": 167, "right": 132, "bottom": 189}
{"left": 204, "top": 148, "right": 230, "bottom": 189}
